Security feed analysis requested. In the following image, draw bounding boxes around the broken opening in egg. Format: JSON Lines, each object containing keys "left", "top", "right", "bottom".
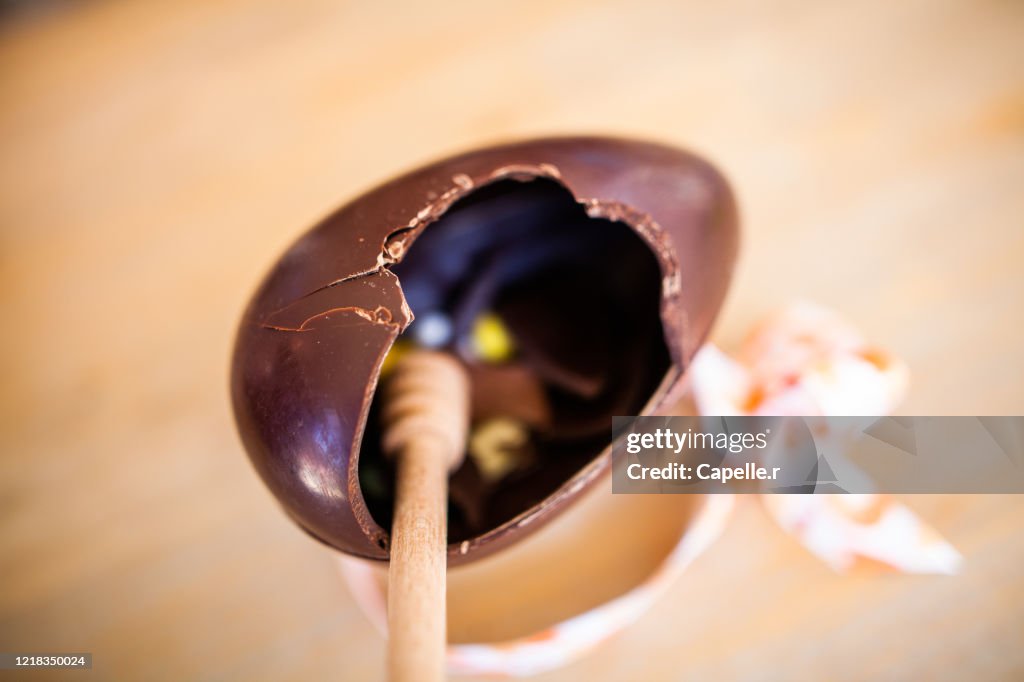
{"left": 359, "top": 178, "right": 671, "bottom": 543}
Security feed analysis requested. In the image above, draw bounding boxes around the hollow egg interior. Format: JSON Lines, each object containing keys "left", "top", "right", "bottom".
{"left": 359, "top": 178, "right": 671, "bottom": 542}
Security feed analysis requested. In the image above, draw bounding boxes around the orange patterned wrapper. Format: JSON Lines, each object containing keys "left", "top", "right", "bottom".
{"left": 688, "top": 301, "right": 959, "bottom": 575}
{"left": 338, "top": 301, "right": 959, "bottom": 676}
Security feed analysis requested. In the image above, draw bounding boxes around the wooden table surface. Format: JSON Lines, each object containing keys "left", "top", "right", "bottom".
{"left": 2, "top": 0, "right": 1023, "bottom": 680}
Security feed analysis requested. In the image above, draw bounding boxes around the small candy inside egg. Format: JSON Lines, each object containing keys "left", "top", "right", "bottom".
{"left": 469, "top": 417, "right": 533, "bottom": 483}
{"left": 413, "top": 310, "right": 454, "bottom": 349}
{"left": 469, "top": 312, "right": 516, "bottom": 363}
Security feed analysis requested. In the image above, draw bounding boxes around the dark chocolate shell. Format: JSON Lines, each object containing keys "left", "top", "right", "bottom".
{"left": 230, "top": 136, "right": 738, "bottom": 563}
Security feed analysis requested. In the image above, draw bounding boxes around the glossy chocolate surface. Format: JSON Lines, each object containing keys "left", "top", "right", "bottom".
{"left": 231, "top": 137, "right": 738, "bottom": 562}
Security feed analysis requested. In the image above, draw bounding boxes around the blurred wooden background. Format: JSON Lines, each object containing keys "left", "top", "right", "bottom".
{"left": 2, "top": 0, "right": 1023, "bottom": 679}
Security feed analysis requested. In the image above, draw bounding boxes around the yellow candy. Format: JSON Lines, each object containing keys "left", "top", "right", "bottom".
{"left": 469, "top": 417, "right": 530, "bottom": 483}
{"left": 471, "top": 312, "right": 515, "bottom": 363}
{"left": 379, "top": 339, "right": 412, "bottom": 378}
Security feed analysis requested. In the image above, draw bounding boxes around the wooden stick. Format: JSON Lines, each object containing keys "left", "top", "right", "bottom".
{"left": 381, "top": 350, "right": 469, "bottom": 682}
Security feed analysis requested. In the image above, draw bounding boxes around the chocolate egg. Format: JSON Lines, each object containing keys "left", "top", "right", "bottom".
{"left": 231, "top": 136, "right": 738, "bottom": 563}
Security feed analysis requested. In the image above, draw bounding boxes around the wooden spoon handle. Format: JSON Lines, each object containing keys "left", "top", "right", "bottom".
{"left": 382, "top": 351, "right": 469, "bottom": 682}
